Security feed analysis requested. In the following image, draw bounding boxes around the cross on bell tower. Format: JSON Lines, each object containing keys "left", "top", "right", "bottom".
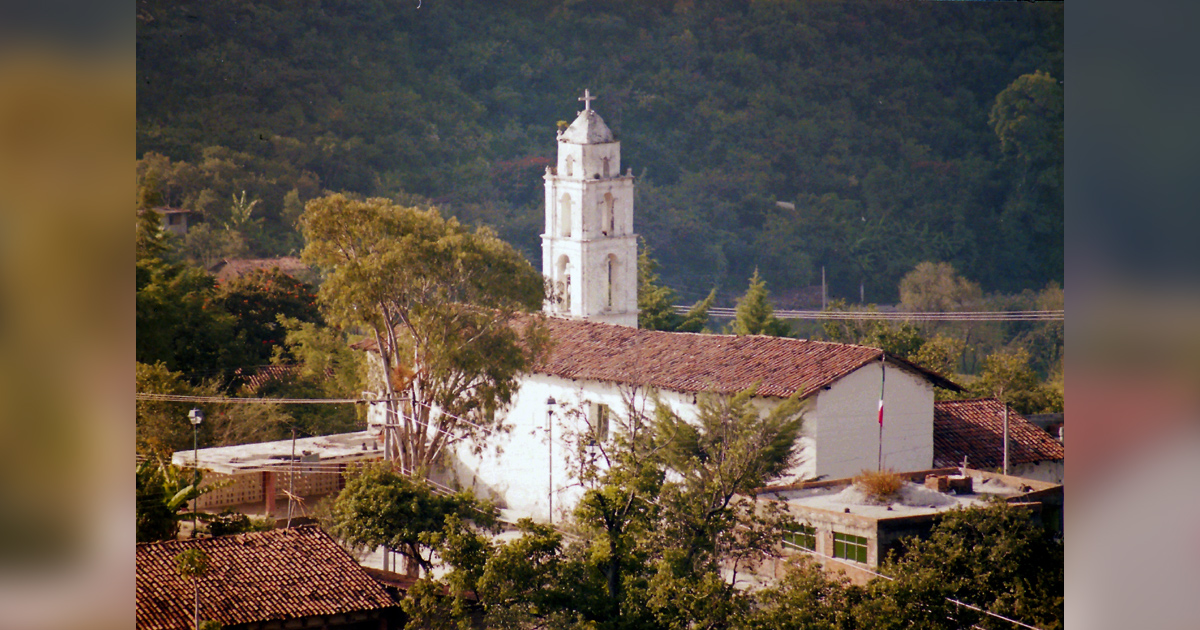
{"left": 542, "top": 94, "right": 638, "bottom": 327}
{"left": 578, "top": 88, "right": 596, "bottom": 112}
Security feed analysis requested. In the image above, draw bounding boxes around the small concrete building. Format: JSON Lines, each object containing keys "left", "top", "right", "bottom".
{"left": 173, "top": 431, "right": 382, "bottom": 519}
{"left": 755, "top": 468, "right": 1063, "bottom": 584}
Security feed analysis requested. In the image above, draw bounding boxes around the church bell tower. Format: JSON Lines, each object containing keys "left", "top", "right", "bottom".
{"left": 542, "top": 90, "right": 638, "bottom": 327}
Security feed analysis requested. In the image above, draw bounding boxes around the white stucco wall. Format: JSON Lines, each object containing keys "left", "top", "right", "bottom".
{"left": 808, "top": 362, "right": 935, "bottom": 480}
{"left": 1010, "top": 460, "right": 1064, "bottom": 484}
{"left": 440, "top": 374, "right": 650, "bottom": 523}
{"left": 366, "top": 357, "right": 937, "bottom": 522}
{"left": 541, "top": 118, "right": 637, "bottom": 328}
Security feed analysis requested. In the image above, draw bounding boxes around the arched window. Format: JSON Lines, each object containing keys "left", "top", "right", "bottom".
{"left": 556, "top": 255, "right": 572, "bottom": 312}
{"left": 559, "top": 193, "right": 573, "bottom": 238}
{"left": 564, "top": 155, "right": 575, "bottom": 177}
{"left": 601, "top": 157, "right": 610, "bottom": 178}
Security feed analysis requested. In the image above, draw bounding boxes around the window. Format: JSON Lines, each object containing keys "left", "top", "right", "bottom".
{"left": 589, "top": 403, "right": 610, "bottom": 444}
{"left": 564, "top": 155, "right": 574, "bottom": 177}
{"left": 603, "top": 193, "right": 615, "bottom": 234}
{"left": 559, "top": 193, "right": 573, "bottom": 237}
{"left": 783, "top": 524, "right": 816, "bottom": 551}
{"left": 602, "top": 156, "right": 610, "bottom": 178}
{"left": 833, "top": 532, "right": 868, "bottom": 563}
{"left": 605, "top": 256, "right": 615, "bottom": 309}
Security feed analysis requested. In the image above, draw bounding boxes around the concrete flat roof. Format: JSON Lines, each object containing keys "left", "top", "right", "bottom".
{"left": 172, "top": 430, "right": 385, "bottom": 475}
{"left": 757, "top": 468, "right": 1060, "bottom": 521}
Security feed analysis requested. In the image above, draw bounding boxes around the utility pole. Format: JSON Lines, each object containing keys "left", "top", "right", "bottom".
{"left": 287, "top": 427, "right": 296, "bottom": 527}
{"left": 1002, "top": 402, "right": 1010, "bottom": 475}
{"left": 187, "top": 408, "right": 204, "bottom": 538}
{"left": 546, "top": 397, "right": 556, "bottom": 524}
{"left": 821, "top": 266, "right": 827, "bottom": 310}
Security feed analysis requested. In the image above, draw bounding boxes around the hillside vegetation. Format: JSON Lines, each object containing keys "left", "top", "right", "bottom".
{"left": 136, "top": 0, "right": 1062, "bottom": 303}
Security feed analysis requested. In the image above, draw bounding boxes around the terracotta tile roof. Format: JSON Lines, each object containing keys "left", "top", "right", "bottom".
{"left": 208, "top": 257, "right": 311, "bottom": 283}
{"left": 136, "top": 526, "right": 396, "bottom": 630}
{"left": 353, "top": 316, "right": 960, "bottom": 398}
{"left": 233, "top": 364, "right": 335, "bottom": 392}
{"left": 933, "top": 398, "right": 1065, "bottom": 469}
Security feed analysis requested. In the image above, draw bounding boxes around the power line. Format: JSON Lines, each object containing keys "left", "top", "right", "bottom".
{"left": 136, "top": 393, "right": 368, "bottom": 404}
{"left": 680, "top": 307, "right": 1064, "bottom": 322}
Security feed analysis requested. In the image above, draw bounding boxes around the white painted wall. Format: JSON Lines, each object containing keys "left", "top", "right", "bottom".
{"left": 1010, "top": 460, "right": 1064, "bottom": 484}
{"left": 365, "top": 355, "right": 937, "bottom": 522}
{"left": 541, "top": 109, "right": 637, "bottom": 328}
{"left": 439, "top": 374, "right": 641, "bottom": 522}
{"left": 808, "top": 362, "right": 935, "bottom": 480}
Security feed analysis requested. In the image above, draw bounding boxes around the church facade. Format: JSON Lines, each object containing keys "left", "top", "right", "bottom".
{"left": 364, "top": 94, "right": 959, "bottom": 523}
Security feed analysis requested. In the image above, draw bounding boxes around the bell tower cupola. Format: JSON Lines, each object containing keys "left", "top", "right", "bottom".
{"left": 542, "top": 90, "right": 638, "bottom": 327}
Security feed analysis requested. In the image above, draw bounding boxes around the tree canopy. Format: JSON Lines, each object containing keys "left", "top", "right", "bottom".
{"left": 299, "top": 193, "right": 548, "bottom": 476}
{"left": 403, "top": 385, "right": 807, "bottom": 629}
{"left": 137, "top": 0, "right": 1062, "bottom": 302}
{"left": 638, "top": 243, "right": 714, "bottom": 332}
{"left": 730, "top": 269, "right": 791, "bottom": 337}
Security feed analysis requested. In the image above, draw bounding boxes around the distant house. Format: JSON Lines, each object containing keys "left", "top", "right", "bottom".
{"left": 135, "top": 526, "right": 403, "bottom": 629}
{"left": 207, "top": 256, "right": 314, "bottom": 284}
{"left": 156, "top": 207, "right": 194, "bottom": 236}
{"left": 755, "top": 467, "right": 1063, "bottom": 585}
{"left": 933, "top": 398, "right": 1065, "bottom": 483}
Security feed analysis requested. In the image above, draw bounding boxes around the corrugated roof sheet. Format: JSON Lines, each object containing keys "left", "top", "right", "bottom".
{"left": 354, "top": 316, "right": 959, "bottom": 398}
{"left": 933, "top": 398, "right": 1065, "bottom": 469}
{"left": 136, "top": 526, "right": 396, "bottom": 630}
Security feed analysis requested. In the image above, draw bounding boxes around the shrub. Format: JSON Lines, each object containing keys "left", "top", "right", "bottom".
{"left": 853, "top": 469, "right": 903, "bottom": 502}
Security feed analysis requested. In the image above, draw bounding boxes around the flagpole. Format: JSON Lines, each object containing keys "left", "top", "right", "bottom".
{"left": 878, "top": 354, "right": 885, "bottom": 471}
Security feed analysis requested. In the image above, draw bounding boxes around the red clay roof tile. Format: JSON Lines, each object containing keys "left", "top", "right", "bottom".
{"left": 355, "top": 316, "right": 960, "bottom": 398}
{"left": 135, "top": 526, "right": 395, "bottom": 630}
{"left": 933, "top": 398, "right": 1064, "bottom": 469}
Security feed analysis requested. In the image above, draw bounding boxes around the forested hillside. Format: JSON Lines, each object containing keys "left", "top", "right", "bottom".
{"left": 136, "top": 0, "right": 1062, "bottom": 303}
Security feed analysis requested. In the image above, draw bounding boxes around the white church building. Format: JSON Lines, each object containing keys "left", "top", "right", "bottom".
{"left": 365, "top": 94, "right": 960, "bottom": 522}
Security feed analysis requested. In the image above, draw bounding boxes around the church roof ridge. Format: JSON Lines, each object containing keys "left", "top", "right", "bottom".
{"left": 525, "top": 315, "right": 961, "bottom": 398}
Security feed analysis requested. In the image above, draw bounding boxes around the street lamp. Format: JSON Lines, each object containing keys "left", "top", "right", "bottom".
{"left": 188, "top": 408, "right": 204, "bottom": 538}
{"left": 545, "top": 397, "right": 556, "bottom": 524}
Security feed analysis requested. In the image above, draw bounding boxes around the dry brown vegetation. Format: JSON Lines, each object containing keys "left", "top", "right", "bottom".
{"left": 853, "top": 469, "right": 903, "bottom": 502}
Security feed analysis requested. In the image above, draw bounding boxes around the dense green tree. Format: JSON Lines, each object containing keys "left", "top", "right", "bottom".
{"left": 327, "top": 463, "right": 497, "bottom": 577}
{"left": 214, "top": 268, "right": 322, "bottom": 369}
{"left": 961, "top": 348, "right": 1061, "bottom": 414}
{"left": 410, "top": 386, "right": 806, "bottom": 630}
{"left": 730, "top": 269, "right": 791, "bottom": 337}
{"left": 869, "top": 502, "right": 1064, "bottom": 630}
{"left": 820, "top": 300, "right": 964, "bottom": 380}
{"left": 136, "top": 460, "right": 219, "bottom": 542}
{"left": 300, "top": 194, "right": 549, "bottom": 477}
{"left": 744, "top": 557, "right": 859, "bottom": 630}
{"left": 136, "top": 256, "right": 247, "bottom": 384}
{"left": 898, "top": 261, "right": 983, "bottom": 314}
{"left": 137, "top": 0, "right": 1063, "bottom": 300}
{"left": 638, "top": 244, "right": 715, "bottom": 333}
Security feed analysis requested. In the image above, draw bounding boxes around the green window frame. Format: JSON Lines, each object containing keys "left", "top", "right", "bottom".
{"left": 783, "top": 524, "right": 816, "bottom": 551}
{"left": 833, "top": 532, "right": 868, "bottom": 563}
